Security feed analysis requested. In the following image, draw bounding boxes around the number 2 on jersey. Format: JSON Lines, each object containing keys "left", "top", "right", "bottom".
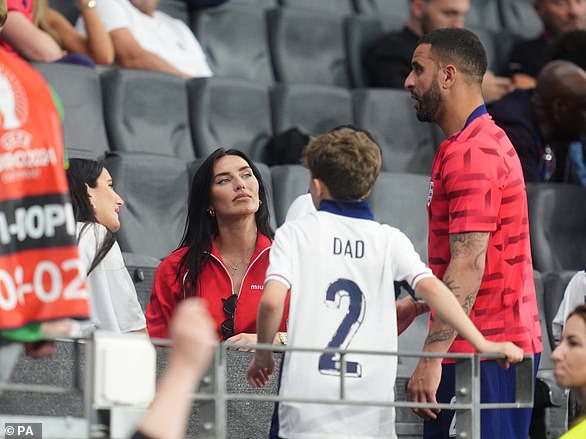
{"left": 318, "top": 278, "right": 365, "bottom": 377}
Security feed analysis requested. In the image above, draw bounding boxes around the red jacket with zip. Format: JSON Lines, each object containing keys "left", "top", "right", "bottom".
{"left": 146, "top": 233, "right": 288, "bottom": 339}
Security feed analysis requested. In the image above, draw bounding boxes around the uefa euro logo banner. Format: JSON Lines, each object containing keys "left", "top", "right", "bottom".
{"left": 0, "top": 50, "right": 90, "bottom": 330}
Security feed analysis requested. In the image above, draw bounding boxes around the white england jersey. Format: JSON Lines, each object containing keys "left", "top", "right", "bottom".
{"left": 267, "top": 201, "right": 432, "bottom": 438}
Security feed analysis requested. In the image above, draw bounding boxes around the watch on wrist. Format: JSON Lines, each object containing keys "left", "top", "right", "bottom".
{"left": 82, "top": 0, "right": 96, "bottom": 10}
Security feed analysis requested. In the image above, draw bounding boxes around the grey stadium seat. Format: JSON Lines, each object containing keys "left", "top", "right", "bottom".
{"left": 345, "top": 15, "right": 384, "bottom": 88}
{"left": 526, "top": 183, "right": 586, "bottom": 272}
{"left": 157, "top": 0, "right": 190, "bottom": 24}
{"left": 34, "top": 62, "right": 109, "bottom": 160}
{"left": 367, "top": 172, "right": 430, "bottom": 263}
{"left": 270, "top": 164, "right": 310, "bottom": 226}
{"left": 271, "top": 84, "right": 353, "bottom": 136}
{"left": 533, "top": 270, "right": 567, "bottom": 439}
{"left": 104, "top": 152, "right": 191, "bottom": 260}
{"left": 353, "top": 0, "right": 409, "bottom": 22}
{"left": 468, "top": 26, "right": 517, "bottom": 76}
{"left": 499, "top": 0, "right": 542, "bottom": 39}
{"left": 187, "top": 77, "right": 273, "bottom": 161}
{"left": 353, "top": 89, "right": 438, "bottom": 174}
{"left": 229, "top": 0, "right": 277, "bottom": 6}
{"left": 466, "top": 0, "right": 502, "bottom": 31}
{"left": 278, "top": 0, "right": 354, "bottom": 15}
{"left": 123, "top": 252, "right": 161, "bottom": 311}
{"left": 191, "top": 4, "right": 273, "bottom": 83}
{"left": 267, "top": 8, "right": 350, "bottom": 87}
{"left": 101, "top": 69, "right": 194, "bottom": 161}
{"left": 542, "top": 270, "right": 577, "bottom": 350}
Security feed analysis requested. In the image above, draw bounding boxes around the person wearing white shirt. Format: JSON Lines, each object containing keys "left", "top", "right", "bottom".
{"left": 553, "top": 269, "right": 586, "bottom": 345}
{"left": 77, "top": 0, "right": 212, "bottom": 79}
{"left": 67, "top": 158, "right": 146, "bottom": 334}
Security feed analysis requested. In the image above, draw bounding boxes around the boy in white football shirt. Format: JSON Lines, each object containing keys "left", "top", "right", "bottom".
{"left": 247, "top": 128, "right": 523, "bottom": 439}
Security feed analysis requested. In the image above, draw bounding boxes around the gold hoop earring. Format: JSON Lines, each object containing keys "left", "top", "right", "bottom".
{"left": 259, "top": 200, "right": 263, "bottom": 206}
{"left": 207, "top": 208, "right": 216, "bottom": 217}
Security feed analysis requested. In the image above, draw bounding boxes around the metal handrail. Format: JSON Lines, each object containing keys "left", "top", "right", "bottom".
{"left": 0, "top": 336, "right": 535, "bottom": 439}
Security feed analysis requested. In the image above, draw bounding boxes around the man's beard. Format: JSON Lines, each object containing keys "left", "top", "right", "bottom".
{"left": 415, "top": 80, "right": 442, "bottom": 123}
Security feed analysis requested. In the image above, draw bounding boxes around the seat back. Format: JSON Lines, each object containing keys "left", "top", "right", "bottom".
{"left": 270, "top": 165, "right": 310, "bottom": 226}
{"left": 157, "top": 0, "right": 190, "bottom": 24}
{"left": 279, "top": 0, "right": 354, "bottom": 15}
{"left": 101, "top": 69, "right": 193, "bottom": 160}
{"left": 526, "top": 183, "right": 586, "bottom": 272}
{"left": 271, "top": 84, "right": 353, "bottom": 136}
{"left": 188, "top": 78, "right": 272, "bottom": 161}
{"left": 123, "top": 252, "right": 162, "bottom": 311}
{"left": 368, "top": 172, "right": 430, "bottom": 263}
{"left": 543, "top": 270, "right": 578, "bottom": 350}
{"left": 192, "top": 4, "right": 273, "bottom": 82}
{"left": 353, "top": 88, "right": 437, "bottom": 174}
{"left": 104, "top": 153, "right": 191, "bottom": 259}
{"left": 498, "top": 0, "right": 542, "bottom": 38}
{"left": 468, "top": 26, "right": 516, "bottom": 76}
{"left": 34, "top": 62, "right": 109, "bottom": 159}
{"left": 353, "top": 0, "right": 409, "bottom": 23}
{"left": 345, "top": 16, "right": 384, "bottom": 88}
{"left": 466, "top": 0, "right": 502, "bottom": 31}
{"left": 267, "top": 9, "right": 350, "bottom": 87}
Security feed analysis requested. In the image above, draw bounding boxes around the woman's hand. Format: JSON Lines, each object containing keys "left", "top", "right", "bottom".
{"left": 225, "top": 332, "right": 258, "bottom": 352}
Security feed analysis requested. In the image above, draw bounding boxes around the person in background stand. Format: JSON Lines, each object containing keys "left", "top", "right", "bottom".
{"left": 551, "top": 304, "right": 586, "bottom": 439}
{"left": 1, "top": 0, "right": 113, "bottom": 64}
{"left": 365, "top": 0, "right": 513, "bottom": 102}
{"left": 488, "top": 60, "right": 586, "bottom": 184}
{"left": 506, "top": 0, "right": 586, "bottom": 89}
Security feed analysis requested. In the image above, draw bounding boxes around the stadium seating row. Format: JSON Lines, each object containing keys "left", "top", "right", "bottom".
{"left": 191, "top": 1, "right": 519, "bottom": 87}
{"left": 34, "top": 63, "right": 441, "bottom": 174}
{"left": 99, "top": 150, "right": 586, "bottom": 277}
{"left": 48, "top": 0, "right": 536, "bottom": 88}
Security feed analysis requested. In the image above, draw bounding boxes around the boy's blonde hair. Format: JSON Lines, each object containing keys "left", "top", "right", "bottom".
{"left": 302, "top": 128, "right": 381, "bottom": 201}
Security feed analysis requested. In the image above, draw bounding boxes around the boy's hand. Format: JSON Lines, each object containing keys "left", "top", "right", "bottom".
{"left": 478, "top": 340, "right": 524, "bottom": 369}
{"left": 247, "top": 351, "right": 275, "bottom": 387}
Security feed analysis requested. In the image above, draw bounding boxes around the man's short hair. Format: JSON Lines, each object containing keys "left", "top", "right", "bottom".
{"left": 302, "top": 128, "right": 381, "bottom": 201}
{"left": 0, "top": 0, "right": 7, "bottom": 28}
{"left": 418, "top": 28, "right": 487, "bottom": 84}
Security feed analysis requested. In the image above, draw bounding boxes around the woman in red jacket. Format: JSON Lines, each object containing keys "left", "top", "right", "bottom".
{"left": 146, "top": 148, "right": 288, "bottom": 347}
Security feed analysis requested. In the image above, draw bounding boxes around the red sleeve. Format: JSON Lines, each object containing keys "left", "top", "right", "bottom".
{"left": 146, "top": 259, "right": 181, "bottom": 339}
{"left": 441, "top": 140, "right": 505, "bottom": 234}
{"left": 7, "top": 0, "right": 32, "bottom": 17}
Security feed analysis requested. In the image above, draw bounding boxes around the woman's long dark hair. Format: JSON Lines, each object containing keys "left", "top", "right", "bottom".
{"left": 178, "top": 148, "right": 273, "bottom": 293}
{"left": 66, "top": 158, "right": 116, "bottom": 275}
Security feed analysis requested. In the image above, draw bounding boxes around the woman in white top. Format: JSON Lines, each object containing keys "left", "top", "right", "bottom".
{"left": 66, "top": 158, "right": 146, "bottom": 334}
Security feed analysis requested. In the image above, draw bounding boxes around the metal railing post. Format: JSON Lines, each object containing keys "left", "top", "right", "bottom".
{"left": 213, "top": 346, "right": 227, "bottom": 439}
{"left": 454, "top": 355, "right": 481, "bottom": 439}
